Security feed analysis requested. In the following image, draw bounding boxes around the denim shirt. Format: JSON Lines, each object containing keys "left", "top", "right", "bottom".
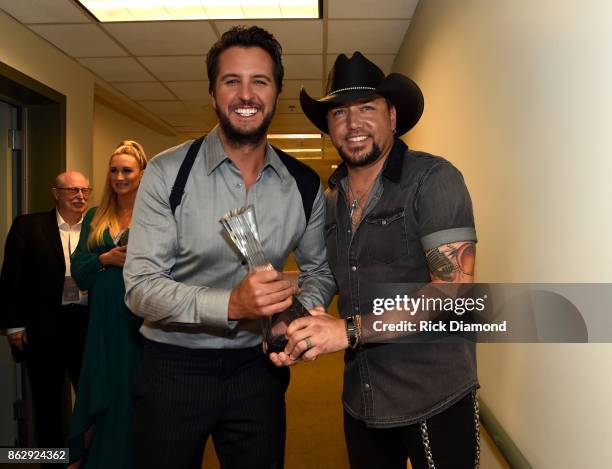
{"left": 325, "top": 139, "right": 478, "bottom": 428}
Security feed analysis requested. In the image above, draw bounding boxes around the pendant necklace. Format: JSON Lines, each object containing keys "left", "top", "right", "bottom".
{"left": 347, "top": 177, "right": 374, "bottom": 223}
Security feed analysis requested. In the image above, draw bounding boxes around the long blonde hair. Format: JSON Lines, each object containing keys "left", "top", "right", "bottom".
{"left": 88, "top": 140, "right": 147, "bottom": 248}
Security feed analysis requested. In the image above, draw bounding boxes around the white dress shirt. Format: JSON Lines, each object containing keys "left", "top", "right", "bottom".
{"left": 6, "top": 210, "right": 87, "bottom": 335}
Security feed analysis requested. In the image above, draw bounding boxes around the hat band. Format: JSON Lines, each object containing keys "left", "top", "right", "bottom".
{"left": 328, "top": 86, "right": 376, "bottom": 96}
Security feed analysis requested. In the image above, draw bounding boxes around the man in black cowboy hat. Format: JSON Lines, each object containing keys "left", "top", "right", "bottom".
{"left": 270, "top": 52, "right": 480, "bottom": 468}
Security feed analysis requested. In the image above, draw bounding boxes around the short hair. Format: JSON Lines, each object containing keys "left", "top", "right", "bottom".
{"left": 206, "top": 25, "right": 284, "bottom": 94}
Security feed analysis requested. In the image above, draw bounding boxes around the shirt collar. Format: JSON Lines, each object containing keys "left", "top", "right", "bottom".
{"left": 328, "top": 138, "right": 408, "bottom": 188}
{"left": 56, "top": 209, "right": 83, "bottom": 230}
{"left": 204, "top": 125, "right": 285, "bottom": 182}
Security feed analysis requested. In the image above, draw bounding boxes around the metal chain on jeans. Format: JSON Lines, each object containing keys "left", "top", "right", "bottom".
{"left": 419, "top": 390, "right": 482, "bottom": 469}
{"left": 420, "top": 420, "right": 437, "bottom": 469}
{"left": 472, "top": 390, "right": 481, "bottom": 469}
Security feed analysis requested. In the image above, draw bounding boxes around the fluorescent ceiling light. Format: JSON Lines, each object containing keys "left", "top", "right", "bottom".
{"left": 296, "top": 156, "right": 323, "bottom": 160}
{"left": 77, "top": 1, "right": 320, "bottom": 22}
{"left": 268, "top": 134, "right": 321, "bottom": 139}
{"left": 282, "top": 148, "right": 322, "bottom": 153}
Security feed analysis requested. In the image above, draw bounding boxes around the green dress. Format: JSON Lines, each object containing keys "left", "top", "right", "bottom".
{"left": 67, "top": 207, "right": 142, "bottom": 468}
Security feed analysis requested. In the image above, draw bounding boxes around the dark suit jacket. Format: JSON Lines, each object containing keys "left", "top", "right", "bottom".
{"left": 0, "top": 209, "right": 67, "bottom": 336}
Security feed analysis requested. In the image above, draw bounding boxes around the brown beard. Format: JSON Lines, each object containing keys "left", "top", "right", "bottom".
{"left": 215, "top": 101, "right": 276, "bottom": 147}
{"left": 338, "top": 141, "right": 383, "bottom": 167}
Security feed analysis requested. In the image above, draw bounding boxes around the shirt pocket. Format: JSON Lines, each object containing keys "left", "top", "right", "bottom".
{"left": 362, "top": 208, "right": 406, "bottom": 264}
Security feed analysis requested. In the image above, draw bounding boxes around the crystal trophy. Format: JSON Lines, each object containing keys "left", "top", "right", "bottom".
{"left": 220, "top": 205, "right": 310, "bottom": 353}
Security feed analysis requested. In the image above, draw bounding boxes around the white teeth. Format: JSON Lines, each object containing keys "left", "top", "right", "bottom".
{"left": 348, "top": 135, "right": 368, "bottom": 142}
{"left": 235, "top": 108, "right": 257, "bottom": 117}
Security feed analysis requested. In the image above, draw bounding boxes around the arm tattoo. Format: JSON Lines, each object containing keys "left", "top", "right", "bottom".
{"left": 425, "top": 242, "right": 476, "bottom": 282}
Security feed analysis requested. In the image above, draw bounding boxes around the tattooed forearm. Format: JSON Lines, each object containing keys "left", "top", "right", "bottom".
{"left": 425, "top": 241, "right": 476, "bottom": 282}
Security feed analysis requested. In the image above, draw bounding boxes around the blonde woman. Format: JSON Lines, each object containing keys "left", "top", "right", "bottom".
{"left": 67, "top": 141, "right": 147, "bottom": 469}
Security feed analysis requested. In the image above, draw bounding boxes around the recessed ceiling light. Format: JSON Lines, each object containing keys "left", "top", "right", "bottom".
{"left": 282, "top": 148, "right": 322, "bottom": 153}
{"left": 268, "top": 133, "right": 322, "bottom": 139}
{"left": 77, "top": 1, "right": 321, "bottom": 22}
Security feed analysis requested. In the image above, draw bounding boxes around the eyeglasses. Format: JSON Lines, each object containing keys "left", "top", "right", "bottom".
{"left": 54, "top": 187, "right": 93, "bottom": 196}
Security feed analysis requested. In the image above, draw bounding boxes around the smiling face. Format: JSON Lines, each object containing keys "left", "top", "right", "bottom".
{"left": 210, "top": 46, "right": 279, "bottom": 146}
{"left": 52, "top": 172, "right": 90, "bottom": 219}
{"left": 327, "top": 96, "right": 397, "bottom": 168}
{"left": 109, "top": 153, "right": 143, "bottom": 196}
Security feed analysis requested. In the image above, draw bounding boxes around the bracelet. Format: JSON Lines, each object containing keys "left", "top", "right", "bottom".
{"left": 345, "top": 316, "right": 358, "bottom": 349}
{"left": 354, "top": 314, "right": 362, "bottom": 345}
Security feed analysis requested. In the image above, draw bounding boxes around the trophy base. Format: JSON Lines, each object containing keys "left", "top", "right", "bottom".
{"left": 263, "top": 296, "right": 310, "bottom": 355}
{"left": 265, "top": 336, "right": 289, "bottom": 354}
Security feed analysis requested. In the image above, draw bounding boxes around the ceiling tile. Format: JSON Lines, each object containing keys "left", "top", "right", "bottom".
{"left": 269, "top": 113, "right": 318, "bottom": 133}
{"left": 283, "top": 80, "right": 323, "bottom": 100}
{"left": 328, "top": 0, "right": 418, "bottom": 19}
{"left": 138, "top": 56, "right": 207, "bottom": 81}
{"left": 165, "top": 81, "right": 210, "bottom": 101}
{"left": 215, "top": 20, "right": 322, "bottom": 53}
{"left": 78, "top": 57, "right": 155, "bottom": 82}
{"left": 182, "top": 100, "right": 213, "bottom": 114}
{"left": 283, "top": 55, "right": 322, "bottom": 80}
{"left": 178, "top": 131, "right": 213, "bottom": 140}
{"left": 102, "top": 21, "right": 217, "bottom": 56}
{"left": 268, "top": 137, "right": 322, "bottom": 150}
{"left": 328, "top": 20, "right": 410, "bottom": 54}
{"left": 157, "top": 114, "right": 210, "bottom": 127}
{"left": 138, "top": 101, "right": 187, "bottom": 114}
{"left": 112, "top": 82, "right": 175, "bottom": 101}
{"left": 326, "top": 54, "right": 395, "bottom": 75}
{"left": 276, "top": 99, "right": 301, "bottom": 114}
{"left": 28, "top": 24, "right": 127, "bottom": 57}
{"left": 0, "top": 0, "right": 91, "bottom": 23}
{"left": 174, "top": 125, "right": 209, "bottom": 133}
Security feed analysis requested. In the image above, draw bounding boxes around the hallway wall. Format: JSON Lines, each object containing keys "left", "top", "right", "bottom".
{"left": 0, "top": 10, "right": 182, "bottom": 207}
{"left": 394, "top": 0, "right": 612, "bottom": 467}
{"left": 0, "top": 9, "right": 94, "bottom": 177}
{"left": 92, "top": 102, "right": 180, "bottom": 205}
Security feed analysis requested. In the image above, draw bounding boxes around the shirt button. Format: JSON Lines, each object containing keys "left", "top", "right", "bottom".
{"left": 236, "top": 182, "right": 243, "bottom": 188}
{"left": 364, "top": 383, "right": 371, "bottom": 390}
{"left": 381, "top": 219, "right": 387, "bottom": 225}
{"left": 347, "top": 229, "right": 351, "bottom": 234}
{"left": 351, "top": 265, "right": 357, "bottom": 271}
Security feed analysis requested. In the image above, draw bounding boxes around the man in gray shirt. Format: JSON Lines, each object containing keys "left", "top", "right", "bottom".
{"left": 124, "top": 26, "right": 334, "bottom": 469}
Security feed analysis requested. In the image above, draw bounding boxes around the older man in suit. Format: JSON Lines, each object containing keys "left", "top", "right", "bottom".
{"left": 0, "top": 171, "right": 91, "bottom": 453}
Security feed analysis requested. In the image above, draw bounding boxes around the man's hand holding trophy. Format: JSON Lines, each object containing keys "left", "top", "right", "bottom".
{"left": 221, "top": 205, "right": 311, "bottom": 354}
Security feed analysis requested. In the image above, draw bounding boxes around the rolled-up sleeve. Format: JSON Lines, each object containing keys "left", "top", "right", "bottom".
{"left": 294, "top": 184, "right": 337, "bottom": 309}
{"left": 416, "top": 161, "right": 477, "bottom": 250}
{"left": 123, "top": 160, "right": 230, "bottom": 328}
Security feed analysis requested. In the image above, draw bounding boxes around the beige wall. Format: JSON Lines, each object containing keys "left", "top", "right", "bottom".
{"left": 91, "top": 102, "right": 180, "bottom": 205}
{"left": 395, "top": 0, "right": 612, "bottom": 467}
{"left": 0, "top": 10, "right": 181, "bottom": 207}
{"left": 0, "top": 10, "right": 94, "bottom": 176}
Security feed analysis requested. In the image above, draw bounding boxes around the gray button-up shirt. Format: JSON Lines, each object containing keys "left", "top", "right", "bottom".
{"left": 124, "top": 127, "right": 336, "bottom": 349}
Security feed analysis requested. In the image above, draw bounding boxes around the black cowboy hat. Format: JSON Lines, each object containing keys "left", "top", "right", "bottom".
{"left": 300, "top": 51, "right": 424, "bottom": 136}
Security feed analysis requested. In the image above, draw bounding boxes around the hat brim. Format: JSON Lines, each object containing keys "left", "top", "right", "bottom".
{"left": 300, "top": 73, "right": 424, "bottom": 136}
